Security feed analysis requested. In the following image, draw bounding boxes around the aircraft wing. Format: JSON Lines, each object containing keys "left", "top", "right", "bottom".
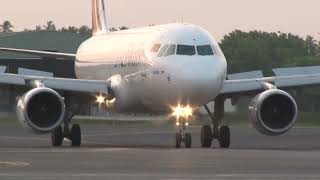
{"left": 220, "top": 66, "right": 320, "bottom": 97}
{"left": 0, "top": 72, "right": 109, "bottom": 94}
{"left": 0, "top": 47, "right": 76, "bottom": 60}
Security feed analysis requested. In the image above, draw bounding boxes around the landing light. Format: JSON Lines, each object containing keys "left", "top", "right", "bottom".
{"left": 96, "top": 95, "right": 106, "bottom": 104}
{"left": 171, "top": 105, "right": 193, "bottom": 119}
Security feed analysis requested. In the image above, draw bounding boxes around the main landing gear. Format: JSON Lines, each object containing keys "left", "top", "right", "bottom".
{"left": 175, "top": 119, "right": 192, "bottom": 148}
{"left": 51, "top": 112, "right": 81, "bottom": 147}
{"left": 201, "top": 98, "right": 230, "bottom": 148}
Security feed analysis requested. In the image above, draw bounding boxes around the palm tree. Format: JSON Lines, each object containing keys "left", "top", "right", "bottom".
{"left": 43, "top": 21, "right": 56, "bottom": 31}
{"left": 0, "top": 20, "right": 14, "bottom": 33}
{"left": 35, "top": 25, "right": 42, "bottom": 31}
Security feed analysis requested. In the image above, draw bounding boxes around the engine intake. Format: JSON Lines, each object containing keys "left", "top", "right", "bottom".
{"left": 249, "top": 89, "right": 298, "bottom": 136}
{"left": 17, "top": 88, "right": 65, "bottom": 134}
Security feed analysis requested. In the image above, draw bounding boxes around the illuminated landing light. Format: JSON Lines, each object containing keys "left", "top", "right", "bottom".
{"left": 171, "top": 105, "right": 194, "bottom": 119}
{"left": 96, "top": 95, "right": 106, "bottom": 104}
{"left": 176, "top": 122, "right": 180, "bottom": 126}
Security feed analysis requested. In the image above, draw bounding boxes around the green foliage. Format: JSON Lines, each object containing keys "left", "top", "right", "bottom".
{"left": 0, "top": 20, "right": 129, "bottom": 35}
{"left": 0, "top": 20, "right": 14, "bottom": 33}
{"left": 285, "top": 56, "right": 320, "bottom": 67}
{"left": 220, "top": 30, "right": 319, "bottom": 75}
{"left": 78, "top": 25, "right": 91, "bottom": 35}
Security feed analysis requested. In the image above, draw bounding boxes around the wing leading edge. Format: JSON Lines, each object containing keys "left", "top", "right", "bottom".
{"left": 0, "top": 47, "right": 76, "bottom": 60}
{"left": 0, "top": 72, "right": 109, "bottom": 94}
{"left": 221, "top": 66, "right": 320, "bottom": 97}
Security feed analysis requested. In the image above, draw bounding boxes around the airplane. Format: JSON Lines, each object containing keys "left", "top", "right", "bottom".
{"left": 1, "top": 0, "right": 320, "bottom": 148}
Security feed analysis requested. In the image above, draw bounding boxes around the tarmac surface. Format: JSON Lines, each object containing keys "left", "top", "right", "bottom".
{"left": 0, "top": 123, "right": 320, "bottom": 180}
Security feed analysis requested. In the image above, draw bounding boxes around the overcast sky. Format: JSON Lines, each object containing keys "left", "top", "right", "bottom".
{"left": 0, "top": 0, "right": 319, "bottom": 41}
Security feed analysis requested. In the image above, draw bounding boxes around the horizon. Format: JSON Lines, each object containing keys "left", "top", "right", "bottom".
{"left": 0, "top": 0, "right": 319, "bottom": 41}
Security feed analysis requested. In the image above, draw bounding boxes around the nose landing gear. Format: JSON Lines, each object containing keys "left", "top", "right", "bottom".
{"left": 175, "top": 119, "right": 192, "bottom": 148}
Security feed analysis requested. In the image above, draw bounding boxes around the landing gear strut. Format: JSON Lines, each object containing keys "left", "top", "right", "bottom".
{"left": 201, "top": 97, "right": 230, "bottom": 148}
{"left": 51, "top": 111, "right": 81, "bottom": 147}
{"left": 175, "top": 118, "right": 192, "bottom": 148}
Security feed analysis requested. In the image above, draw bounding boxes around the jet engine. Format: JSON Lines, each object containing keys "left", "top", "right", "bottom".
{"left": 106, "top": 74, "right": 135, "bottom": 112}
{"left": 248, "top": 89, "right": 298, "bottom": 136}
{"left": 16, "top": 87, "right": 65, "bottom": 134}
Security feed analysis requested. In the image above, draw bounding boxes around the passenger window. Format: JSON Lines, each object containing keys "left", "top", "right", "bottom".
{"left": 176, "top": 45, "right": 196, "bottom": 56}
{"left": 151, "top": 44, "right": 161, "bottom": 53}
{"left": 163, "top": 45, "right": 176, "bottom": 57}
{"left": 157, "top": 44, "right": 169, "bottom": 57}
{"left": 197, "top": 45, "right": 214, "bottom": 56}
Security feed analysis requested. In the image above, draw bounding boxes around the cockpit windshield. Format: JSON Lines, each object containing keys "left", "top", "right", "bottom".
{"left": 197, "top": 45, "right": 214, "bottom": 56}
{"left": 157, "top": 44, "right": 169, "bottom": 57}
{"left": 163, "top": 45, "right": 176, "bottom": 57}
{"left": 176, "top": 45, "right": 196, "bottom": 56}
{"left": 153, "top": 43, "right": 216, "bottom": 57}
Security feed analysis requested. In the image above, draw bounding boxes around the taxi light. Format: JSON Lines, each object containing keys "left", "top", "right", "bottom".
{"left": 176, "top": 122, "right": 180, "bottom": 126}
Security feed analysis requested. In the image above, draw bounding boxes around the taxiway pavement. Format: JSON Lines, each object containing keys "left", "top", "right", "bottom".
{"left": 0, "top": 123, "right": 320, "bottom": 180}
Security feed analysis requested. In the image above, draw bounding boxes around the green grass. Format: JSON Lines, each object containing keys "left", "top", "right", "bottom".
{"left": 295, "top": 112, "right": 320, "bottom": 127}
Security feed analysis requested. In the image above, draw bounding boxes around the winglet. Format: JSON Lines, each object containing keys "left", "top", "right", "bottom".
{"left": 92, "top": 0, "right": 109, "bottom": 36}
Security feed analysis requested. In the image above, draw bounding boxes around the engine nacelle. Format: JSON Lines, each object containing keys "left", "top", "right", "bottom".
{"left": 249, "top": 89, "right": 298, "bottom": 136}
{"left": 16, "top": 87, "right": 65, "bottom": 134}
{"left": 107, "top": 74, "right": 134, "bottom": 111}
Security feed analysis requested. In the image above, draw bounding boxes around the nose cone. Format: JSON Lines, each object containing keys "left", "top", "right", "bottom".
{"left": 170, "top": 59, "right": 225, "bottom": 106}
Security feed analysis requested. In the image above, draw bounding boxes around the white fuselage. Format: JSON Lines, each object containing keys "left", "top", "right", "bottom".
{"left": 75, "top": 23, "right": 227, "bottom": 112}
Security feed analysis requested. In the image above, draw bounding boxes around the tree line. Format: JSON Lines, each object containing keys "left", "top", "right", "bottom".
{"left": 0, "top": 20, "right": 129, "bottom": 35}
{"left": 219, "top": 30, "right": 320, "bottom": 75}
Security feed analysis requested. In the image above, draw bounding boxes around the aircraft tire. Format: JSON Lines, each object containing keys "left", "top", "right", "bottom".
{"left": 201, "top": 125, "right": 213, "bottom": 148}
{"left": 185, "top": 133, "right": 192, "bottom": 148}
{"left": 71, "top": 124, "right": 81, "bottom": 147}
{"left": 175, "top": 133, "right": 182, "bottom": 148}
{"left": 218, "top": 126, "right": 230, "bottom": 148}
{"left": 51, "top": 126, "right": 63, "bottom": 147}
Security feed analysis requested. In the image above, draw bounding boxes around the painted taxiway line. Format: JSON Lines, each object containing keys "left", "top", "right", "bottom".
{"left": 82, "top": 130, "right": 176, "bottom": 137}
{"left": 0, "top": 136, "right": 47, "bottom": 141}
{"left": 0, "top": 148, "right": 129, "bottom": 153}
{"left": 0, "top": 161, "right": 30, "bottom": 166}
